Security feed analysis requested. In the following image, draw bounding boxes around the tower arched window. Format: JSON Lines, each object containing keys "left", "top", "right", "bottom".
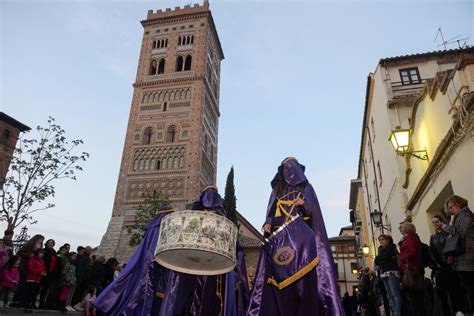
{"left": 157, "top": 59, "right": 165, "bottom": 75}
{"left": 176, "top": 56, "right": 184, "bottom": 72}
{"left": 166, "top": 125, "right": 177, "bottom": 143}
{"left": 142, "top": 127, "right": 153, "bottom": 145}
{"left": 163, "top": 102, "right": 167, "bottom": 112}
{"left": 157, "top": 160, "right": 161, "bottom": 170}
{"left": 184, "top": 55, "right": 192, "bottom": 71}
{"left": 150, "top": 59, "right": 157, "bottom": 75}
{"left": 191, "top": 35, "right": 194, "bottom": 44}
{"left": 178, "top": 37, "right": 182, "bottom": 45}
{"left": 133, "top": 159, "right": 139, "bottom": 171}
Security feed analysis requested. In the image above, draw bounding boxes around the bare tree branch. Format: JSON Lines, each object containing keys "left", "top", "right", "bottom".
{"left": 0, "top": 117, "right": 89, "bottom": 232}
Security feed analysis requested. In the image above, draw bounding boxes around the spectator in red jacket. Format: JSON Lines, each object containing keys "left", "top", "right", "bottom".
{"left": 399, "top": 222, "right": 425, "bottom": 316}
{"left": 399, "top": 222, "right": 421, "bottom": 273}
{"left": 0, "top": 255, "right": 20, "bottom": 307}
{"left": 23, "top": 249, "right": 46, "bottom": 308}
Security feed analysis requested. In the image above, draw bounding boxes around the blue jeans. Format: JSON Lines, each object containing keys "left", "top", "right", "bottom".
{"left": 382, "top": 274, "right": 402, "bottom": 313}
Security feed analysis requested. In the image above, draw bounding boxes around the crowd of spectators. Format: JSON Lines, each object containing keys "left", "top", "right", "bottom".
{"left": 354, "top": 194, "right": 473, "bottom": 316}
{"left": 0, "top": 233, "right": 122, "bottom": 315}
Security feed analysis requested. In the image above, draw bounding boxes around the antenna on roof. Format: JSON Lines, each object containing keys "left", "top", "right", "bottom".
{"left": 434, "top": 27, "right": 470, "bottom": 50}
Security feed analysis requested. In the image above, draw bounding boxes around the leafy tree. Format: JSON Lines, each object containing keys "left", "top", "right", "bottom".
{"left": 223, "top": 166, "right": 237, "bottom": 224}
{"left": 127, "top": 192, "right": 170, "bottom": 247}
{"left": 0, "top": 117, "right": 89, "bottom": 231}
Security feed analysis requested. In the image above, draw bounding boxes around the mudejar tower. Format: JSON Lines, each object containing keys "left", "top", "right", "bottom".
{"left": 99, "top": 1, "right": 224, "bottom": 261}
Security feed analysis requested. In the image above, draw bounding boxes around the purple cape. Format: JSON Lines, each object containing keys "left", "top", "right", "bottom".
{"left": 159, "top": 245, "right": 249, "bottom": 316}
{"left": 93, "top": 211, "right": 171, "bottom": 316}
{"left": 248, "top": 159, "right": 343, "bottom": 316}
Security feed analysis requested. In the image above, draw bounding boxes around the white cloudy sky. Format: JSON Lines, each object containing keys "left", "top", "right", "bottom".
{"left": 1, "top": 0, "right": 472, "bottom": 251}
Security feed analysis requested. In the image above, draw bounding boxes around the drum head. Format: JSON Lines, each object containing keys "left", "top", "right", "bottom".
{"left": 155, "top": 249, "right": 235, "bottom": 275}
{"left": 155, "top": 210, "right": 238, "bottom": 276}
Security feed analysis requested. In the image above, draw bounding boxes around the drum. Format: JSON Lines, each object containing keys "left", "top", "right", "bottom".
{"left": 155, "top": 210, "right": 238, "bottom": 275}
{"left": 263, "top": 215, "right": 319, "bottom": 289}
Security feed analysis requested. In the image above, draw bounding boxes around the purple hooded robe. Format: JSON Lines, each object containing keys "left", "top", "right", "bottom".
{"left": 159, "top": 185, "right": 250, "bottom": 316}
{"left": 93, "top": 206, "right": 175, "bottom": 316}
{"left": 247, "top": 158, "right": 343, "bottom": 316}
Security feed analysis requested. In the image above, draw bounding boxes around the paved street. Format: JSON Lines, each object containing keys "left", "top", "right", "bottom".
{"left": 0, "top": 307, "right": 81, "bottom": 315}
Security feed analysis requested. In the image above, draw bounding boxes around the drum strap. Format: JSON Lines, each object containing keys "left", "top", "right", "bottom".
{"left": 216, "top": 275, "right": 223, "bottom": 316}
{"left": 275, "top": 192, "right": 301, "bottom": 221}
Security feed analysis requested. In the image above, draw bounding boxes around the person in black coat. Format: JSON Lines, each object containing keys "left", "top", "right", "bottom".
{"left": 374, "top": 234, "right": 402, "bottom": 316}
{"left": 38, "top": 239, "right": 57, "bottom": 308}
{"left": 430, "top": 215, "right": 463, "bottom": 315}
{"left": 89, "top": 256, "right": 106, "bottom": 294}
{"left": 102, "top": 258, "right": 118, "bottom": 290}
{"left": 72, "top": 246, "right": 92, "bottom": 306}
{"left": 45, "top": 245, "right": 67, "bottom": 309}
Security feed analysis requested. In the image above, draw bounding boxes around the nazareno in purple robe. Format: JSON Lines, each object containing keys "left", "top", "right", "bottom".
{"left": 246, "top": 158, "right": 343, "bottom": 316}
{"left": 159, "top": 185, "right": 250, "bottom": 316}
{"left": 92, "top": 206, "right": 174, "bottom": 316}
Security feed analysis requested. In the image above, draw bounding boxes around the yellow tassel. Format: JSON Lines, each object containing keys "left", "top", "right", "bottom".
{"left": 267, "top": 257, "right": 320, "bottom": 290}
{"left": 155, "top": 291, "right": 164, "bottom": 299}
{"left": 275, "top": 199, "right": 294, "bottom": 218}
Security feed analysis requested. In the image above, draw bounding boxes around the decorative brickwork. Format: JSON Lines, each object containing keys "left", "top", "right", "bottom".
{"left": 98, "top": 2, "right": 223, "bottom": 262}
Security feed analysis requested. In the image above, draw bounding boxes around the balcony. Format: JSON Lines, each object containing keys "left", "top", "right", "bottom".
{"left": 388, "top": 80, "right": 426, "bottom": 106}
{"left": 152, "top": 48, "right": 167, "bottom": 55}
{"left": 144, "top": 71, "right": 195, "bottom": 82}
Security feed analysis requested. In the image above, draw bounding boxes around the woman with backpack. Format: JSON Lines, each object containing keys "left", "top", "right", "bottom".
{"left": 399, "top": 222, "right": 425, "bottom": 316}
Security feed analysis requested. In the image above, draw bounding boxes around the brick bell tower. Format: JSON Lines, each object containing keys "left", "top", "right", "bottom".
{"left": 98, "top": 1, "right": 224, "bottom": 261}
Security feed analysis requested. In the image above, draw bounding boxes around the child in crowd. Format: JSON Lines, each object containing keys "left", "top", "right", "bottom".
{"left": 59, "top": 251, "right": 77, "bottom": 311}
{"left": 0, "top": 255, "right": 20, "bottom": 307}
{"left": 24, "top": 249, "right": 46, "bottom": 308}
{"left": 83, "top": 285, "right": 97, "bottom": 316}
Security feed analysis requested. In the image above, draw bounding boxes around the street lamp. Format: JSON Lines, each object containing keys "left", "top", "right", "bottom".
{"left": 388, "top": 126, "right": 428, "bottom": 161}
{"left": 351, "top": 268, "right": 359, "bottom": 275}
{"left": 361, "top": 244, "right": 370, "bottom": 256}
{"left": 370, "top": 209, "right": 391, "bottom": 232}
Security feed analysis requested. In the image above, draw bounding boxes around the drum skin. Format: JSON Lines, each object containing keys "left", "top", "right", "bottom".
{"left": 155, "top": 210, "right": 238, "bottom": 275}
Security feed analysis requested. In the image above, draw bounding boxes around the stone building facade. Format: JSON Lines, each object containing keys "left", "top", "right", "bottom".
{"left": 329, "top": 226, "right": 359, "bottom": 296}
{"left": 349, "top": 48, "right": 474, "bottom": 267}
{"left": 0, "top": 112, "right": 30, "bottom": 184}
{"left": 98, "top": 1, "right": 225, "bottom": 261}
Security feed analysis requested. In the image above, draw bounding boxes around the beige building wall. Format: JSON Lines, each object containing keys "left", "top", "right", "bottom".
{"left": 352, "top": 49, "right": 474, "bottom": 260}
{"left": 405, "top": 62, "right": 474, "bottom": 241}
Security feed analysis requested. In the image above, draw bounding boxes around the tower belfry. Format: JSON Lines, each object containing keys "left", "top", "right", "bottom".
{"left": 99, "top": 1, "right": 224, "bottom": 260}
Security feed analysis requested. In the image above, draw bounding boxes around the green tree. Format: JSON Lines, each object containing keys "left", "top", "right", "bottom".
{"left": 0, "top": 117, "right": 89, "bottom": 231}
{"left": 127, "top": 192, "right": 170, "bottom": 247}
{"left": 223, "top": 166, "right": 237, "bottom": 224}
